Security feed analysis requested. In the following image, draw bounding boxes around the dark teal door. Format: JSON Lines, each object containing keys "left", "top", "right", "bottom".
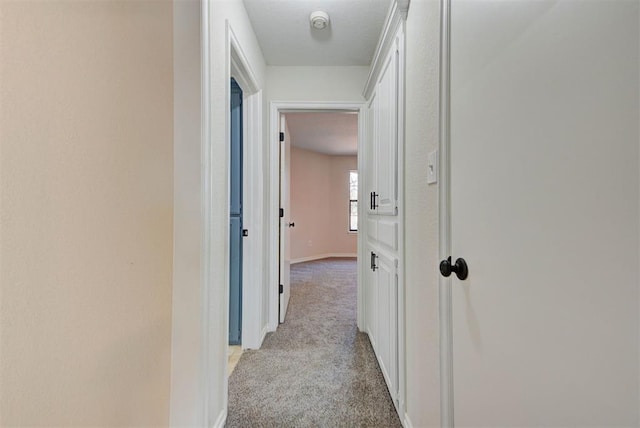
{"left": 229, "top": 79, "right": 243, "bottom": 345}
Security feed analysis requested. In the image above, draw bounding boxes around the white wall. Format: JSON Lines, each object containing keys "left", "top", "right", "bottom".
{"left": 404, "top": 0, "right": 442, "bottom": 426}
{"left": 210, "top": 0, "right": 267, "bottom": 425}
{"left": 1, "top": 1, "right": 174, "bottom": 425}
{"left": 171, "top": 0, "right": 268, "bottom": 425}
{"left": 267, "top": 66, "right": 369, "bottom": 102}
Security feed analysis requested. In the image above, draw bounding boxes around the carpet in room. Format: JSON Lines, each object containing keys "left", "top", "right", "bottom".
{"left": 226, "top": 258, "right": 402, "bottom": 428}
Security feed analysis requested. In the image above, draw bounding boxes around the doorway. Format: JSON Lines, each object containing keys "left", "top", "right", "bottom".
{"left": 227, "top": 26, "right": 266, "bottom": 353}
{"left": 285, "top": 113, "right": 358, "bottom": 254}
{"left": 269, "top": 103, "right": 366, "bottom": 331}
{"left": 278, "top": 111, "right": 360, "bottom": 322}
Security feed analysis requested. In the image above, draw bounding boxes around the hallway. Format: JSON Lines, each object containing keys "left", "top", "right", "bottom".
{"left": 226, "top": 258, "right": 401, "bottom": 427}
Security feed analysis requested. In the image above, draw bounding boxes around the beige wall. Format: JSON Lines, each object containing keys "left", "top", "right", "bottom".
{"left": 404, "top": 0, "right": 442, "bottom": 426}
{"left": 290, "top": 147, "right": 357, "bottom": 261}
{"left": 170, "top": 0, "right": 202, "bottom": 425}
{"left": 0, "top": 1, "right": 174, "bottom": 426}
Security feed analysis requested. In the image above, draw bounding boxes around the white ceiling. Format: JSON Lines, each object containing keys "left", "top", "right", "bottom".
{"left": 285, "top": 112, "right": 358, "bottom": 156}
{"left": 243, "top": 0, "right": 391, "bottom": 66}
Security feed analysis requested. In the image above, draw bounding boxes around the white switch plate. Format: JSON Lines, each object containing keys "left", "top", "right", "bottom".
{"left": 427, "top": 149, "right": 438, "bottom": 184}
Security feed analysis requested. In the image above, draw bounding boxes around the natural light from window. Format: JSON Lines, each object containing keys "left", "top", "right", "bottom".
{"left": 349, "top": 171, "right": 358, "bottom": 232}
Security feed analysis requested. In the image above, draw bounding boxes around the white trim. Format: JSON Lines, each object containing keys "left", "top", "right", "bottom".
{"left": 266, "top": 102, "right": 280, "bottom": 331}
{"left": 268, "top": 103, "right": 280, "bottom": 332}
{"left": 229, "top": 29, "right": 258, "bottom": 94}
{"left": 438, "top": 0, "right": 454, "bottom": 427}
{"left": 224, "top": 19, "right": 267, "bottom": 424}
{"left": 269, "top": 102, "right": 365, "bottom": 332}
{"left": 290, "top": 253, "right": 358, "bottom": 265}
{"left": 212, "top": 409, "right": 227, "bottom": 428}
{"left": 200, "top": 1, "right": 213, "bottom": 426}
{"left": 228, "top": 22, "right": 265, "bottom": 352}
{"left": 403, "top": 412, "right": 415, "bottom": 428}
{"left": 395, "top": 23, "right": 407, "bottom": 424}
{"left": 220, "top": 18, "right": 232, "bottom": 427}
{"left": 356, "top": 106, "right": 367, "bottom": 331}
{"left": 257, "top": 325, "right": 269, "bottom": 350}
{"left": 271, "top": 102, "right": 366, "bottom": 113}
{"left": 240, "top": 90, "right": 264, "bottom": 350}
{"left": 363, "top": 0, "right": 410, "bottom": 100}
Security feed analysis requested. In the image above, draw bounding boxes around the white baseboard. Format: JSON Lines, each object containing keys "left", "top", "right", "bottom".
{"left": 212, "top": 409, "right": 227, "bottom": 428}
{"left": 403, "top": 412, "right": 414, "bottom": 428}
{"left": 259, "top": 325, "right": 268, "bottom": 347}
{"left": 243, "top": 324, "right": 269, "bottom": 350}
{"left": 290, "top": 253, "right": 357, "bottom": 264}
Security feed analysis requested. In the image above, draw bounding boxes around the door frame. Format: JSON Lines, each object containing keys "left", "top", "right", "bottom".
{"left": 278, "top": 114, "right": 291, "bottom": 324}
{"left": 438, "top": 0, "right": 454, "bottom": 426}
{"left": 268, "top": 101, "right": 366, "bottom": 331}
{"left": 171, "top": 6, "right": 265, "bottom": 426}
{"left": 228, "top": 23, "right": 265, "bottom": 352}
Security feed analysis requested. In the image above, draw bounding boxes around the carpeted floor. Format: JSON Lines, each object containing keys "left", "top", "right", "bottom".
{"left": 226, "top": 258, "right": 402, "bottom": 428}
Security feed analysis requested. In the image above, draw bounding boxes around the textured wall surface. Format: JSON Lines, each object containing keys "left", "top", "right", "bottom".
{"left": 404, "top": 0, "right": 442, "bottom": 426}
{"left": 0, "top": 1, "right": 174, "bottom": 425}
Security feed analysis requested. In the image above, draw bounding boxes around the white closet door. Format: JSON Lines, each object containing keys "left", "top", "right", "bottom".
{"left": 375, "top": 47, "right": 398, "bottom": 216}
{"left": 449, "top": 1, "right": 639, "bottom": 425}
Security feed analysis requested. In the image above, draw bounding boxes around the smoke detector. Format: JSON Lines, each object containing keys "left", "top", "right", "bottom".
{"left": 310, "top": 11, "right": 330, "bottom": 30}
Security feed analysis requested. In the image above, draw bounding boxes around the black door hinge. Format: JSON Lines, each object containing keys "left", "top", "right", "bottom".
{"left": 242, "top": 229, "right": 249, "bottom": 237}
{"left": 279, "top": 284, "right": 284, "bottom": 294}
{"left": 279, "top": 132, "right": 285, "bottom": 142}
{"left": 279, "top": 208, "right": 284, "bottom": 218}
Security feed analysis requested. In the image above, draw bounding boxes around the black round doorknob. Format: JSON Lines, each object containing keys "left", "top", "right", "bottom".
{"left": 287, "top": 222, "right": 295, "bottom": 228}
{"left": 439, "top": 256, "right": 469, "bottom": 280}
{"left": 439, "top": 257, "right": 452, "bottom": 277}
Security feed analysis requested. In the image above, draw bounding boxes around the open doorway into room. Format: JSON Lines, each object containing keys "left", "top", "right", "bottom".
{"left": 225, "top": 38, "right": 265, "bottom": 374}
{"left": 281, "top": 111, "right": 359, "bottom": 323}
{"left": 269, "top": 105, "right": 365, "bottom": 330}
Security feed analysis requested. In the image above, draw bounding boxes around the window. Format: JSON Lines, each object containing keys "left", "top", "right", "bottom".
{"left": 349, "top": 171, "right": 358, "bottom": 232}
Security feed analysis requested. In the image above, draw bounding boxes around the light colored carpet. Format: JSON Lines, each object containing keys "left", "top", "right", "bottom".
{"left": 226, "top": 258, "right": 402, "bottom": 428}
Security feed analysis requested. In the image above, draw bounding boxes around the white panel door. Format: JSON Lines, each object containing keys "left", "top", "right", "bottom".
{"left": 375, "top": 47, "right": 398, "bottom": 216}
{"left": 279, "top": 114, "right": 291, "bottom": 323}
{"left": 375, "top": 250, "right": 398, "bottom": 402}
{"left": 449, "top": 1, "right": 639, "bottom": 425}
{"left": 367, "top": 247, "right": 379, "bottom": 348}
{"left": 367, "top": 94, "right": 379, "bottom": 214}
